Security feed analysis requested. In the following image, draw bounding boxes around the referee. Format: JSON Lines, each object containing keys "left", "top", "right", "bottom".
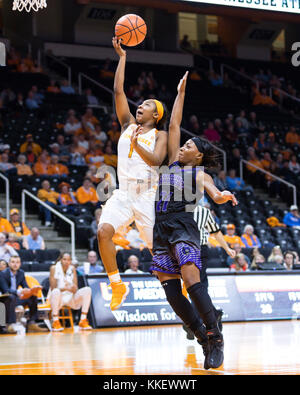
{"left": 182, "top": 204, "right": 236, "bottom": 340}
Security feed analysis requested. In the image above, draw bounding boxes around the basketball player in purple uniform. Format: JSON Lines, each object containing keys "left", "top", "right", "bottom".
{"left": 150, "top": 72, "right": 238, "bottom": 369}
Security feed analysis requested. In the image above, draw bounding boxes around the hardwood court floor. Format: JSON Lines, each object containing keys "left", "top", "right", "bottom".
{"left": 0, "top": 321, "right": 300, "bottom": 375}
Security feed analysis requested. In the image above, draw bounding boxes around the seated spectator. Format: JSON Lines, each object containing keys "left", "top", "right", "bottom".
{"left": 253, "top": 88, "right": 277, "bottom": 106}
{"left": 189, "top": 69, "right": 202, "bottom": 81}
{"left": 58, "top": 182, "right": 77, "bottom": 206}
{"left": 273, "top": 254, "right": 284, "bottom": 266}
{"left": 64, "top": 115, "right": 82, "bottom": 135}
{"left": 37, "top": 180, "right": 59, "bottom": 226}
{"left": 247, "top": 147, "right": 264, "bottom": 173}
{"left": 289, "top": 155, "right": 300, "bottom": 175}
{"left": 0, "top": 233, "right": 18, "bottom": 261}
{"left": 213, "top": 170, "right": 227, "bottom": 191}
{"left": 0, "top": 255, "right": 47, "bottom": 333}
{"left": 103, "top": 144, "right": 118, "bottom": 168}
{"left": 69, "top": 145, "right": 86, "bottom": 166}
{"left": 224, "top": 124, "right": 237, "bottom": 142}
{"left": 107, "top": 121, "right": 121, "bottom": 145}
{"left": 260, "top": 151, "right": 273, "bottom": 172}
{"left": 226, "top": 243, "right": 250, "bottom": 267}
{"left": 31, "top": 85, "right": 44, "bottom": 104}
{"left": 76, "top": 178, "right": 98, "bottom": 206}
{"left": 33, "top": 151, "right": 50, "bottom": 176}
{"left": 6, "top": 233, "right": 21, "bottom": 251}
{"left": 283, "top": 205, "right": 300, "bottom": 228}
{"left": 89, "top": 208, "right": 102, "bottom": 250}
{"left": 230, "top": 254, "right": 249, "bottom": 272}
{"left": 93, "top": 123, "right": 108, "bottom": 144}
{"left": 49, "top": 142, "right": 69, "bottom": 164}
{"left": 285, "top": 126, "right": 300, "bottom": 146}
{"left": 13, "top": 93, "right": 25, "bottom": 112}
{"left": 0, "top": 153, "right": 16, "bottom": 174}
{"left": 25, "top": 91, "right": 39, "bottom": 110}
{"left": 226, "top": 169, "right": 252, "bottom": 192}
{"left": 16, "top": 154, "right": 33, "bottom": 176}
{"left": 24, "top": 143, "right": 36, "bottom": 165}
{"left": 0, "top": 209, "right": 14, "bottom": 234}
{"left": 236, "top": 109, "right": 249, "bottom": 130}
{"left": 241, "top": 225, "right": 261, "bottom": 249}
{"left": 180, "top": 34, "right": 192, "bottom": 50}
{"left": 236, "top": 119, "right": 249, "bottom": 143}
{"left": 77, "top": 133, "right": 89, "bottom": 153}
{"left": 268, "top": 245, "right": 283, "bottom": 262}
{"left": 20, "top": 134, "right": 42, "bottom": 157}
{"left": 23, "top": 228, "right": 45, "bottom": 251}
{"left": 60, "top": 79, "right": 75, "bottom": 95}
{"left": 77, "top": 251, "right": 104, "bottom": 275}
{"left": 124, "top": 255, "right": 144, "bottom": 274}
{"left": 283, "top": 251, "right": 295, "bottom": 271}
{"left": 224, "top": 224, "right": 245, "bottom": 248}
{"left": 0, "top": 259, "right": 7, "bottom": 272}
{"left": 48, "top": 155, "right": 69, "bottom": 177}
{"left": 209, "top": 71, "right": 223, "bottom": 87}
{"left": 85, "top": 148, "right": 105, "bottom": 168}
{"left": 100, "top": 58, "right": 115, "bottom": 79}
{"left": 82, "top": 108, "right": 99, "bottom": 128}
{"left": 85, "top": 88, "right": 99, "bottom": 106}
{"left": 49, "top": 252, "right": 92, "bottom": 331}
{"left": 47, "top": 79, "right": 60, "bottom": 94}
{"left": 250, "top": 253, "right": 266, "bottom": 270}
{"left": 9, "top": 208, "right": 30, "bottom": 239}
{"left": 253, "top": 133, "right": 270, "bottom": 153}
{"left": 203, "top": 122, "right": 221, "bottom": 143}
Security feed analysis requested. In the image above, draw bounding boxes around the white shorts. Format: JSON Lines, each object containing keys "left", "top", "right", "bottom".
{"left": 99, "top": 188, "right": 156, "bottom": 249}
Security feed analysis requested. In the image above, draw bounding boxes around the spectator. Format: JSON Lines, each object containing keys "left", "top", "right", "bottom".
{"left": 16, "top": 154, "right": 33, "bottom": 176}
{"left": 230, "top": 253, "right": 249, "bottom": 272}
{"left": 226, "top": 169, "right": 252, "bottom": 192}
{"left": 283, "top": 251, "right": 295, "bottom": 271}
{"left": 25, "top": 91, "right": 39, "bottom": 110}
{"left": 0, "top": 233, "right": 18, "bottom": 261}
{"left": 288, "top": 155, "right": 300, "bottom": 175}
{"left": 209, "top": 71, "right": 223, "bottom": 87}
{"left": 64, "top": 115, "right": 82, "bottom": 135}
{"left": 253, "top": 133, "right": 270, "bottom": 153}
{"left": 103, "top": 144, "right": 118, "bottom": 168}
{"left": 253, "top": 88, "right": 277, "bottom": 106}
{"left": 268, "top": 245, "right": 283, "bottom": 262}
{"left": 0, "top": 209, "right": 14, "bottom": 234}
{"left": 126, "top": 224, "right": 146, "bottom": 250}
{"left": 23, "top": 228, "right": 45, "bottom": 251}
{"left": 248, "top": 111, "right": 258, "bottom": 131}
{"left": 0, "top": 259, "right": 7, "bottom": 272}
{"left": 33, "top": 151, "right": 50, "bottom": 176}
{"left": 0, "top": 255, "right": 47, "bottom": 332}
{"left": 203, "top": 122, "right": 221, "bottom": 143}
{"left": 236, "top": 119, "right": 249, "bottom": 144}
{"left": 250, "top": 254, "right": 266, "bottom": 270}
{"left": 180, "top": 35, "right": 192, "bottom": 50}
{"left": 58, "top": 182, "right": 77, "bottom": 207}
{"left": 247, "top": 147, "right": 264, "bottom": 174}
{"left": 60, "top": 79, "right": 75, "bottom": 95}
{"left": 85, "top": 88, "right": 99, "bottom": 106}
{"left": 224, "top": 224, "right": 245, "bottom": 248}
{"left": 213, "top": 170, "right": 227, "bottom": 191}
{"left": 13, "top": 93, "right": 25, "bottom": 112}
{"left": 224, "top": 124, "right": 237, "bottom": 142}
{"left": 283, "top": 205, "right": 300, "bottom": 228}
{"left": 124, "top": 255, "right": 144, "bottom": 274}
{"left": 85, "top": 147, "right": 105, "bottom": 168}
{"left": 82, "top": 108, "right": 99, "bottom": 128}
{"left": 77, "top": 251, "right": 104, "bottom": 275}
{"left": 20, "top": 134, "right": 42, "bottom": 157}
{"left": 236, "top": 110, "right": 249, "bottom": 130}
{"left": 24, "top": 143, "right": 36, "bottom": 165}
{"left": 31, "top": 85, "right": 44, "bottom": 104}
{"left": 48, "top": 155, "right": 69, "bottom": 177}
{"left": 189, "top": 69, "right": 202, "bottom": 81}
{"left": 49, "top": 252, "right": 92, "bottom": 331}
{"left": 241, "top": 225, "right": 261, "bottom": 249}
{"left": 107, "top": 121, "right": 121, "bottom": 145}
{"left": 89, "top": 208, "right": 102, "bottom": 250}
{"left": 9, "top": 209, "right": 30, "bottom": 239}
{"left": 285, "top": 126, "right": 300, "bottom": 146}
{"left": 228, "top": 148, "right": 242, "bottom": 173}
{"left": 6, "top": 233, "right": 21, "bottom": 251}
{"left": 0, "top": 153, "right": 16, "bottom": 174}
{"left": 93, "top": 123, "right": 108, "bottom": 144}
{"left": 226, "top": 243, "right": 250, "bottom": 267}
{"left": 69, "top": 144, "right": 86, "bottom": 166}
{"left": 47, "top": 79, "right": 60, "bottom": 94}
{"left": 37, "top": 180, "right": 60, "bottom": 226}
{"left": 76, "top": 178, "right": 98, "bottom": 206}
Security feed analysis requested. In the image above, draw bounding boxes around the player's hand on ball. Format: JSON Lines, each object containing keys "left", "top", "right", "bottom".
{"left": 227, "top": 249, "right": 236, "bottom": 258}
{"left": 221, "top": 191, "right": 238, "bottom": 206}
{"left": 112, "top": 36, "right": 126, "bottom": 57}
{"left": 177, "top": 71, "right": 189, "bottom": 93}
{"left": 131, "top": 125, "right": 142, "bottom": 148}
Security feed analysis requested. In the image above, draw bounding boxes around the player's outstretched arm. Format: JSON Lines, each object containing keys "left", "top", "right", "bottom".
{"left": 198, "top": 172, "right": 238, "bottom": 206}
{"left": 112, "top": 37, "right": 135, "bottom": 130}
{"left": 213, "top": 231, "right": 236, "bottom": 258}
{"left": 168, "top": 71, "right": 189, "bottom": 165}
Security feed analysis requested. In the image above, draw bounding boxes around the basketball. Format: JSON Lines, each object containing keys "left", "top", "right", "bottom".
{"left": 115, "top": 14, "right": 147, "bottom": 47}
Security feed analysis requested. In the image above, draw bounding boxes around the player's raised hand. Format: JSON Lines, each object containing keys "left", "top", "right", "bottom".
{"left": 112, "top": 36, "right": 126, "bottom": 57}
{"left": 177, "top": 71, "right": 189, "bottom": 94}
{"left": 130, "top": 125, "right": 143, "bottom": 148}
{"left": 221, "top": 191, "right": 238, "bottom": 206}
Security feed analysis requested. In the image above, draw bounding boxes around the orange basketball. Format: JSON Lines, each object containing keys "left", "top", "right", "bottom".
{"left": 115, "top": 14, "right": 147, "bottom": 47}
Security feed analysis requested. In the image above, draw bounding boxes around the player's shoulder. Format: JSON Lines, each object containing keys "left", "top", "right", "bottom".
{"left": 156, "top": 129, "right": 168, "bottom": 138}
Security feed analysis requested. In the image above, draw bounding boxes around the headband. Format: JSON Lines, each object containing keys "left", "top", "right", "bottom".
{"left": 191, "top": 137, "right": 202, "bottom": 153}
{"left": 153, "top": 100, "right": 164, "bottom": 123}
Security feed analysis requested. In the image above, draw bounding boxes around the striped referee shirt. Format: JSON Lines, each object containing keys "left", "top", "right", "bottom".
{"left": 193, "top": 206, "right": 220, "bottom": 245}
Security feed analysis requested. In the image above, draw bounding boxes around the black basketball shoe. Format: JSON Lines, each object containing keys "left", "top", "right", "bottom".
{"left": 204, "top": 327, "right": 224, "bottom": 370}
{"left": 183, "top": 309, "right": 223, "bottom": 340}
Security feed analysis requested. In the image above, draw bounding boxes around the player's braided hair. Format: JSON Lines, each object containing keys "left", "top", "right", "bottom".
{"left": 192, "top": 138, "right": 221, "bottom": 169}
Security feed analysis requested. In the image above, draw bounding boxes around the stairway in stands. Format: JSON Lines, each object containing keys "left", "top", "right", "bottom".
{"left": 0, "top": 194, "right": 89, "bottom": 265}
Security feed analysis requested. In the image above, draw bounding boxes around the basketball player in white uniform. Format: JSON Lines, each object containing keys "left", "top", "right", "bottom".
{"left": 97, "top": 37, "right": 168, "bottom": 311}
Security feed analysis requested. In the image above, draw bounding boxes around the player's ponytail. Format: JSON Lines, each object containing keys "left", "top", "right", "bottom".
{"left": 192, "top": 138, "right": 221, "bottom": 169}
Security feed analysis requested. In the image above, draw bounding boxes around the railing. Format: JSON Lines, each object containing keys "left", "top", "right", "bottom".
{"left": 21, "top": 190, "right": 76, "bottom": 263}
{"left": 239, "top": 159, "right": 297, "bottom": 206}
{"left": 270, "top": 86, "right": 300, "bottom": 105}
{"left": 0, "top": 173, "right": 10, "bottom": 219}
{"left": 220, "top": 63, "right": 259, "bottom": 90}
{"left": 44, "top": 52, "right": 72, "bottom": 85}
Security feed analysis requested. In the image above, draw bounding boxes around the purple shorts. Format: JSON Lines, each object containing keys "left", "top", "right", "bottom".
{"left": 150, "top": 242, "right": 202, "bottom": 275}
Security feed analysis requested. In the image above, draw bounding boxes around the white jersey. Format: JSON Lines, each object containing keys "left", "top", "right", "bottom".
{"left": 117, "top": 123, "right": 159, "bottom": 191}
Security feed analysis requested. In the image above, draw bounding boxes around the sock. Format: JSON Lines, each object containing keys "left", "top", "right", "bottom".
{"left": 161, "top": 279, "right": 205, "bottom": 341}
{"left": 187, "top": 282, "right": 217, "bottom": 330}
{"left": 80, "top": 313, "right": 87, "bottom": 321}
{"left": 108, "top": 270, "right": 122, "bottom": 284}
